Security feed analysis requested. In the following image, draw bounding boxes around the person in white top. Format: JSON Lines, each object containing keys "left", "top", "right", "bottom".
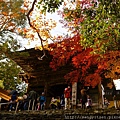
{"left": 86, "top": 95, "right": 92, "bottom": 109}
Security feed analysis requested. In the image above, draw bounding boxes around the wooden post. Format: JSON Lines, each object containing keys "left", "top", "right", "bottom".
{"left": 44, "top": 83, "right": 48, "bottom": 109}
{"left": 0, "top": 97, "right": 1, "bottom": 111}
{"left": 72, "top": 82, "right": 77, "bottom": 109}
{"left": 98, "top": 82, "right": 103, "bottom": 108}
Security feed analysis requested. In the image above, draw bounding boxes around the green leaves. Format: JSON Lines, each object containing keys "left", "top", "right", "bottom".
{"left": 0, "top": 0, "right": 25, "bottom": 91}
{"left": 37, "top": 0, "right": 63, "bottom": 13}
{"left": 79, "top": 0, "right": 120, "bottom": 54}
{"left": 0, "top": 59, "right": 22, "bottom": 90}
{"left": 0, "top": 80, "right": 4, "bottom": 89}
{"left": 61, "top": 0, "right": 119, "bottom": 54}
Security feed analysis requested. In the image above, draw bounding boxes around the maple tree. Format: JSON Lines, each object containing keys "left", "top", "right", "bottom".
{"left": 21, "top": 0, "right": 61, "bottom": 59}
{"left": 58, "top": 0, "right": 120, "bottom": 54}
{"left": 0, "top": 0, "right": 27, "bottom": 54}
{"left": 100, "top": 51, "right": 120, "bottom": 80}
{"left": 0, "top": 0, "right": 26, "bottom": 36}
{"left": 48, "top": 32, "right": 120, "bottom": 107}
{"left": 49, "top": 33, "right": 105, "bottom": 88}
{"left": 0, "top": 0, "right": 26, "bottom": 90}
{"left": 38, "top": 0, "right": 119, "bottom": 53}
{"left": 1, "top": 0, "right": 119, "bottom": 91}
{"left": 48, "top": 31, "right": 120, "bottom": 88}
{"left": 0, "top": 0, "right": 66, "bottom": 90}
{"left": 41, "top": 0, "right": 120, "bottom": 87}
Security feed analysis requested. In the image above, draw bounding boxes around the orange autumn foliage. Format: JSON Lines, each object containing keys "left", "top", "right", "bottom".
{"left": 101, "top": 51, "right": 120, "bottom": 80}
{"left": 0, "top": 0, "right": 26, "bottom": 33}
{"left": 49, "top": 31, "right": 120, "bottom": 87}
{"left": 49, "top": 33, "right": 104, "bottom": 87}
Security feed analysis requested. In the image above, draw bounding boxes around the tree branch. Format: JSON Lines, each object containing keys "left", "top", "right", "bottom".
{"left": 26, "top": 0, "right": 46, "bottom": 60}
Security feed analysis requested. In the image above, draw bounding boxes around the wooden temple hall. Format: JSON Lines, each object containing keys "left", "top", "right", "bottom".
{"left": 11, "top": 48, "right": 79, "bottom": 106}
{"left": 7, "top": 48, "right": 119, "bottom": 109}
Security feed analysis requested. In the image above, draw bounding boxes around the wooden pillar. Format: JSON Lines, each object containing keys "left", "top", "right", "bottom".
{"left": 44, "top": 83, "right": 47, "bottom": 95}
{"left": 98, "top": 82, "right": 103, "bottom": 108}
{"left": 72, "top": 82, "right": 77, "bottom": 109}
{"left": 44, "top": 83, "right": 50, "bottom": 109}
{"left": 0, "top": 97, "right": 1, "bottom": 111}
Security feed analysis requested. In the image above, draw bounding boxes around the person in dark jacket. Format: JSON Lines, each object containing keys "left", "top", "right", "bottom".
{"left": 23, "top": 93, "right": 29, "bottom": 110}
{"left": 80, "top": 87, "right": 87, "bottom": 109}
{"left": 112, "top": 85, "right": 119, "bottom": 109}
{"left": 37, "top": 92, "right": 46, "bottom": 110}
{"left": 8, "top": 90, "right": 18, "bottom": 111}
{"left": 60, "top": 94, "right": 65, "bottom": 109}
{"left": 28, "top": 90, "right": 37, "bottom": 110}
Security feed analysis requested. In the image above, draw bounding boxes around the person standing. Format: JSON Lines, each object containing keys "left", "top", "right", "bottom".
{"left": 37, "top": 92, "right": 46, "bottom": 110}
{"left": 8, "top": 90, "right": 18, "bottom": 111}
{"left": 86, "top": 95, "right": 92, "bottom": 109}
{"left": 112, "top": 86, "right": 119, "bottom": 109}
{"left": 23, "top": 93, "right": 29, "bottom": 110}
{"left": 104, "top": 97, "right": 110, "bottom": 108}
{"left": 60, "top": 94, "right": 65, "bottom": 109}
{"left": 80, "top": 87, "right": 87, "bottom": 109}
{"left": 28, "top": 90, "right": 38, "bottom": 110}
{"left": 64, "top": 85, "right": 71, "bottom": 110}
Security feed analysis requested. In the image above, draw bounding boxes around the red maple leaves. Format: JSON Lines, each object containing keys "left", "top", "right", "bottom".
{"left": 49, "top": 33, "right": 106, "bottom": 87}
{"left": 48, "top": 32, "right": 120, "bottom": 87}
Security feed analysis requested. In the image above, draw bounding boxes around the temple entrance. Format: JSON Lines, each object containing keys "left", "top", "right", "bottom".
{"left": 48, "top": 84, "right": 68, "bottom": 97}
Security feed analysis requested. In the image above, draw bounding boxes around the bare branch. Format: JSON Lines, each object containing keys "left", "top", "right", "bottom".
{"left": 26, "top": 0, "right": 46, "bottom": 59}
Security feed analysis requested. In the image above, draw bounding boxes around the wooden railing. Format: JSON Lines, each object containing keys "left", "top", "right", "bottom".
{"left": 0, "top": 88, "right": 11, "bottom": 101}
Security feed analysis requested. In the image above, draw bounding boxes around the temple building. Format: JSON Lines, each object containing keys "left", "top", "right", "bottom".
{"left": 9, "top": 48, "right": 76, "bottom": 107}
{"left": 1, "top": 47, "right": 118, "bottom": 108}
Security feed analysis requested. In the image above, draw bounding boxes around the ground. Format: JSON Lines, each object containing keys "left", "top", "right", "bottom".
{"left": 0, "top": 108, "right": 120, "bottom": 120}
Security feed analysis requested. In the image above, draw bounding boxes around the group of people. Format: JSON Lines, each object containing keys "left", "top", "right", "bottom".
{"left": 63, "top": 85, "right": 92, "bottom": 110}
{"left": 8, "top": 90, "right": 46, "bottom": 111}
{"left": 7, "top": 85, "right": 92, "bottom": 111}
{"left": 6, "top": 84, "right": 113, "bottom": 112}
{"left": 0, "top": 82, "right": 117, "bottom": 112}
{"left": 7, "top": 84, "right": 119, "bottom": 111}
{"left": 64, "top": 85, "right": 112, "bottom": 110}
{"left": 7, "top": 89, "right": 66, "bottom": 111}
